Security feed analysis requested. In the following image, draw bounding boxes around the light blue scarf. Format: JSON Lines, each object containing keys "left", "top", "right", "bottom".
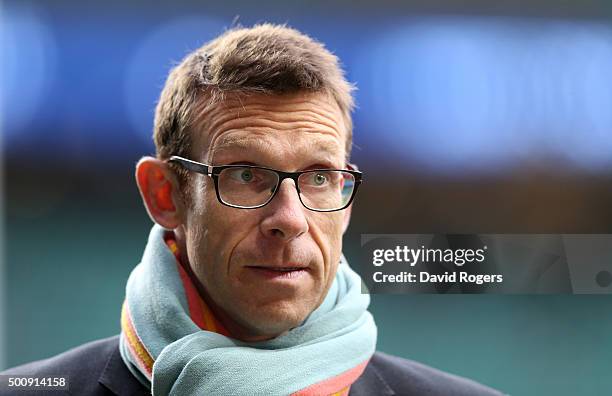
{"left": 119, "top": 224, "right": 377, "bottom": 395}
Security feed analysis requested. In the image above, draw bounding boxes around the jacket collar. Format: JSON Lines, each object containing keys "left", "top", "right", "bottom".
{"left": 98, "top": 338, "right": 150, "bottom": 396}
{"left": 349, "top": 357, "right": 395, "bottom": 396}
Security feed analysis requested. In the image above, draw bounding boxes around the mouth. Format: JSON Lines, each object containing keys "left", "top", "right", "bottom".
{"left": 245, "top": 265, "right": 309, "bottom": 280}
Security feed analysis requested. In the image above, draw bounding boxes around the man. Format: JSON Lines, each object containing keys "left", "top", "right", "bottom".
{"left": 1, "top": 24, "right": 502, "bottom": 395}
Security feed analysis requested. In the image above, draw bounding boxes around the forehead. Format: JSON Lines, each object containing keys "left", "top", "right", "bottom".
{"left": 191, "top": 92, "right": 348, "bottom": 164}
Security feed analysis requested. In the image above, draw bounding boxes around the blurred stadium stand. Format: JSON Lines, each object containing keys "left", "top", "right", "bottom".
{"left": 3, "top": 1, "right": 612, "bottom": 394}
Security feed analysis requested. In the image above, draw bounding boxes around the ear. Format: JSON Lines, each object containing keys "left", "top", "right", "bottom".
{"left": 342, "top": 204, "right": 353, "bottom": 234}
{"left": 135, "top": 156, "right": 184, "bottom": 229}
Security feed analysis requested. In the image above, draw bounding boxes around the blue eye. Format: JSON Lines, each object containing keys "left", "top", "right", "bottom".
{"left": 227, "top": 168, "right": 256, "bottom": 183}
{"left": 313, "top": 173, "right": 328, "bottom": 185}
{"left": 240, "top": 169, "right": 253, "bottom": 182}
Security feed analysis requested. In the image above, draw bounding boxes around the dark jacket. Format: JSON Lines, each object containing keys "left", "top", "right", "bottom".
{"left": 1, "top": 336, "right": 503, "bottom": 395}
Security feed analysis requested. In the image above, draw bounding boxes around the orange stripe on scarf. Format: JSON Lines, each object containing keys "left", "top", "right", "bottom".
{"left": 165, "top": 234, "right": 230, "bottom": 337}
{"left": 121, "top": 232, "right": 230, "bottom": 379}
{"left": 121, "top": 301, "right": 154, "bottom": 378}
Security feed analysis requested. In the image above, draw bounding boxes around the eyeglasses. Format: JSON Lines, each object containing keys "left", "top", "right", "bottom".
{"left": 168, "top": 156, "right": 362, "bottom": 212}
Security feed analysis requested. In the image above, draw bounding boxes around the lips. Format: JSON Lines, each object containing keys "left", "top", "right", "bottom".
{"left": 245, "top": 265, "right": 309, "bottom": 280}
{"left": 245, "top": 263, "right": 308, "bottom": 271}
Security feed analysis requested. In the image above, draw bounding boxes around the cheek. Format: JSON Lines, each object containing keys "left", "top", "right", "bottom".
{"left": 186, "top": 181, "right": 257, "bottom": 277}
{"left": 185, "top": 181, "right": 212, "bottom": 250}
{"left": 185, "top": 179, "right": 227, "bottom": 272}
{"left": 309, "top": 213, "right": 344, "bottom": 277}
{"left": 320, "top": 211, "right": 344, "bottom": 246}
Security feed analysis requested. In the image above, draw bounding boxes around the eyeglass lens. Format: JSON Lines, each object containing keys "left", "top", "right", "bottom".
{"left": 217, "top": 167, "right": 356, "bottom": 210}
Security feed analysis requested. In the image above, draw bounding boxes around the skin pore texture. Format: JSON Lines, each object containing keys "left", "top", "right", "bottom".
{"left": 136, "top": 92, "right": 352, "bottom": 342}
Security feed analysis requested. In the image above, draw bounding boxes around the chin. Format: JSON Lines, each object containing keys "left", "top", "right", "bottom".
{"left": 241, "top": 300, "right": 313, "bottom": 337}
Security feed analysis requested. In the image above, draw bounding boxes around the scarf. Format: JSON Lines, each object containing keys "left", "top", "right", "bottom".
{"left": 119, "top": 224, "right": 377, "bottom": 396}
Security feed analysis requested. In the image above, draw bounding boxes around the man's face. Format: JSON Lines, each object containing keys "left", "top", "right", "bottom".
{"left": 179, "top": 92, "right": 349, "bottom": 340}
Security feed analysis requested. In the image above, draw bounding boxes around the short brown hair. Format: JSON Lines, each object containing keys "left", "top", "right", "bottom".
{"left": 153, "top": 23, "right": 355, "bottom": 175}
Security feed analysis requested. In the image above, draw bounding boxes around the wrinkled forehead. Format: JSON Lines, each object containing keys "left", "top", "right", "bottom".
{"left": 190, "top": 91, "right": 348, "bottom": 163}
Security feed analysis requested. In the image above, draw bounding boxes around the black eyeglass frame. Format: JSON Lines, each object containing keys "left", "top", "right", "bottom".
{"left": 167, "top": 155, "right": 362, "bottom": 212}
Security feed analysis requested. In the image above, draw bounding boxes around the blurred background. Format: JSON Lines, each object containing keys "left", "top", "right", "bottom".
{"left": 3, "top": 0, "right": 612, "bottom": 394}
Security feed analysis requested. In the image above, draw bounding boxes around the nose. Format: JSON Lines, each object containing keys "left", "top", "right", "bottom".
{"left": 259, "top": 178, "right": 309, "bottom": 242}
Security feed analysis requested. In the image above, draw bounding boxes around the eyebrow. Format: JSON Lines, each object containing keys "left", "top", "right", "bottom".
{"left": 210, "top": 135, "right": 343, "bottom": 166}
{"left": 210, "top": 136, "right": 270, "bottom": 157}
